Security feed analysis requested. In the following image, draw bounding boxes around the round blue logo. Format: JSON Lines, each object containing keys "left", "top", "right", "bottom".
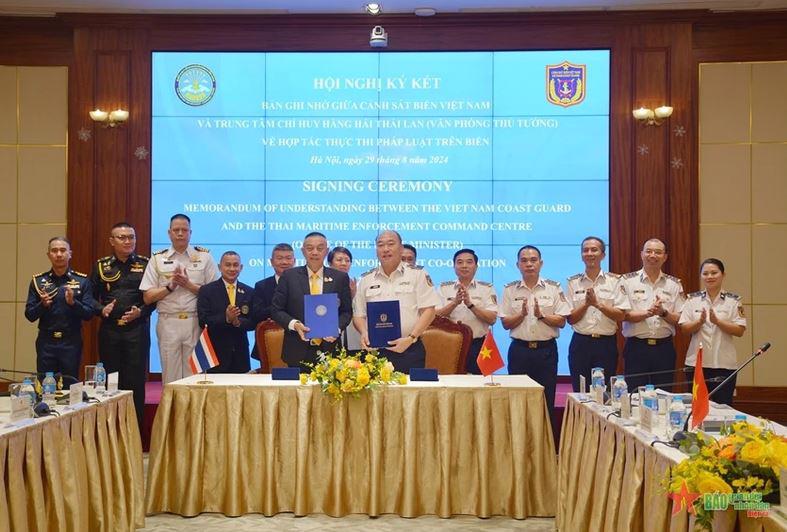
{"left": 175, "top": 64, "right": 216, "bottom": 106}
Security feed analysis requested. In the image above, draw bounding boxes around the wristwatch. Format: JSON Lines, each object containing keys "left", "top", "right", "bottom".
{"left": 467, "top": 303, "right": 475, "bottom": 310}
{"left": 408, "top": 333, "right": 418, "bottom": 342}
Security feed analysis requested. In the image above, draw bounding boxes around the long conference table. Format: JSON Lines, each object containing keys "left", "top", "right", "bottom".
{"left": 0, "top": 390, "right": 145, "bottom": 532}
{"left": 145, "top": 374, "right": 557, "bottom": 519}
{"left": 557, "top": 393, "right": 787, "bottom": 532}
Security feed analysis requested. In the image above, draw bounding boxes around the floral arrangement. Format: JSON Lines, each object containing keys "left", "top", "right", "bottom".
{"left": 300, "top": 348, "right": 407, "bottom": 400}
{"left": 666, "top": 421, "right": 787, "bottom": 530}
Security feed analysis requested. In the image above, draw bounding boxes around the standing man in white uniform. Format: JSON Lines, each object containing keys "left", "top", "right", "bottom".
{"left": 141, "top": 214, "right": 218, "bottom": 383}
{"left": 566, "top": 236, "right": 629, "bottom": 391}
{"left": 620, "top": 238, "right": 685, "bottom": 391}
{"left": 436, "top": 248, "right": 498, "bottom": 374}
{"left": 353, "top": 230, "right": 440, "bottom": 373}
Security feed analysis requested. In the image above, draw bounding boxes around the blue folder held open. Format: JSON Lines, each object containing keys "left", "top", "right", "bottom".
{"left": 304, "top": 293, "right": 339, "bottom": 339}
{"left": 366, "top": 300, "right": 401, "bottom": 348}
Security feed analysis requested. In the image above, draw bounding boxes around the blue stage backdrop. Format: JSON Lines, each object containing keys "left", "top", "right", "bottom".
{"left": 151, "top": 50, "right": 610, "bottom": 374}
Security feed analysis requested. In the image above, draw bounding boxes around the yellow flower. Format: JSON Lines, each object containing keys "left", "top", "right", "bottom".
{"left": 329, "top": 358, "right": 340, "bottom": 370}
{"left": 299, "top": 373, "right": 308, "bottom": 385}
{"left": 336, "top": 369, "right": 347, "bottom": 383}
{"left": 397, "top": 374, "right": 407, "bottom": 385}
{"left": 310, "top": 371, "right": 317, "bottom": 380}
{"left": 341, "top": 380, "right": 354, "bottom": 393}
{"left": 365, "top": 354, "right": 376, "bottom": 363}
{"left": 740, "top": 440, "right": 766, "bottom": 463}
{"left": 357, "top": 368, "right": 370, "bottom": 387}
{"left": 380, "top": 367, "right": 392, "bottom": 382}
{"left": 695, "top": 472, "right": 732, "bottom": 494}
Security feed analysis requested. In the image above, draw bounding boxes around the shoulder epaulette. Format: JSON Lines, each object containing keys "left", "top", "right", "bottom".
{"left": 33, "top": 270, "right": 50, "bottom": 278}
{"left": 607, "top": 272, "right": 622, "bottom": 279}
{"left": 71, "top": 270, "right": 88, "bottom": 278}
{"left": 477, "top": 280, "right": 493, "bottom": 287}
{"left": 153, "top": 248, "right": 168, "bottom": 255}
{"left": 136, "top": 254, "right": 149, "bottom": 261}
{"left": 194, "top": 245, "right": 210, "bottom": 253}
{"left": 544, "top": 279, "right": 560, "bottom": 286}
{"left": 97, "top": 255, "right": 112, "bottom": 263}
{"left": 664, "top": 273, "right": 681, "bottom": 283}
{"left": 688, "top": 291, "right": 704, "bottom": 298}
{"left": 567, "top": 273, "right": 582, "bottom": 281}
{"left": 440, "top": 280, "right": 454, "bottom": 286}
{"left": 361, "top": 268, "right": 376, "bottom": 278}
{"left": 505, "top": 280, "right": 519, "bottom": 288}
{"left": 623, "top": 272, "right": 639, "bottom": 279}
{"left": 723, "top": 291, "right": 741, "bottom": 300}
{"left": 409, "top": 264, "right": 424, "bottom": 270}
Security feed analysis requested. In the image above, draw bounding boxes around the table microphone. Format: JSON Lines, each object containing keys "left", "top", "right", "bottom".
{"left": 673, "top": 342, "right": 771, "bottom": 442}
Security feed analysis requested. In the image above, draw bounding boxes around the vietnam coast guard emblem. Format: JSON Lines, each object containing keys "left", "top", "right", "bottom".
{"left": 175, "top": 64, "right": 216, "bottom": 106}
{"left": 546, "top": 61, "right": 586, "bottom": 107}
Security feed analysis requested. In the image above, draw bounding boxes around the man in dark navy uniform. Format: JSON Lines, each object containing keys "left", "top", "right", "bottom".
{"left": 91, "top": 222, "right": 152, "bottom": 428}
{"left": 25, "top": 236, "right": 95, "bottom": 382}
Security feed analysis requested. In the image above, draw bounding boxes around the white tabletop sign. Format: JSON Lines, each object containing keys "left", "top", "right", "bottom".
{"left": 107, "top": 372, "right": 119, "bottom": 394}
{"left": 70, "top": 382, "right": 84, "bottom": 406}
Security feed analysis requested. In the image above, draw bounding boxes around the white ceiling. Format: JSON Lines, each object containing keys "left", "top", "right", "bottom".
{"left": 1, "top": 0, "right": 786, "bottom": 16}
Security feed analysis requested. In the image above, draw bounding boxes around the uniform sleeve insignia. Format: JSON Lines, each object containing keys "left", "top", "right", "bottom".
{"left": 619, "top": 284, "right": 627, "bottom": 295}
{"left": 559, "top": 292, "right": 567, "bottom": 302}
{"left": 425, "top": 275, "right": 433, "bottom": 287}
{"left": 241, "top": 305, "right": 249, "bottom": 315}
{"left": 738, "top": 305, "right": 745, "bottom": 317}
{"left": 504, "top": 280, "right": 519, "bottom": 288}
{"left": 194, "top": 245, "right": 210, "bottom": 253}
{"left": 491, "top": 294, "right": 497, "bottom": 303}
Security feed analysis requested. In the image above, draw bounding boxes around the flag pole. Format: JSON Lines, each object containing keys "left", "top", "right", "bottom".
{"left": 485, "top": 372, "right": 500, "bottom": 387}
{"left": 196, "top": 369, "right": 213, "bottom": 385}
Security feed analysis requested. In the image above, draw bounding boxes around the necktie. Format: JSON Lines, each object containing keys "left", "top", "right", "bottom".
{"left": 227, "top": 283, "right": 236, "bottom": 306}
{"left": 310, "top": 273, "right": 320, "bottom": 295}
{"left": 309, "top": 273, "right": 322, "bottom": 345}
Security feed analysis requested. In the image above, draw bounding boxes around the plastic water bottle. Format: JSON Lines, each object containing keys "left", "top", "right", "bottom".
{"left": 20, "top": 377, "right": 37, "bottom": 407}
{"left": 643, "top": 384, "right": 657, "bottom": 410}
{"left": 612, "top": 375, "right": 628, "bottom": 407}
{"left": 669, "top": 396, "right": 686, "bottom": 434}
{"left": 42, "top": 372, "right": 57, "bottom": 407}
{"left": 591, "top": 367, "right": 605, "bottom": 390}
{"left": 95, "top": 362, "right": 107, "bottom": 394}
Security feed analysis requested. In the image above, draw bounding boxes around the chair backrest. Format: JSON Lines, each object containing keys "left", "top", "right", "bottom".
{"left": 254, "top": 319, "right": 286, "bottom": 373}
{"left": 422, "top": 316, "right": 473, "bottom": 374}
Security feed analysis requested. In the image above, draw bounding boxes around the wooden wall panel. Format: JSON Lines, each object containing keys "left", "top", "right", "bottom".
{"left": 3, "top": 9, "right": 787, "bottom": 381}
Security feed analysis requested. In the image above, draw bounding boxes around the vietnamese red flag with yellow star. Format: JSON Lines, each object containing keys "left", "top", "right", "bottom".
{"left": 477, "top": 331, "right": 505, "bottom": 376}
{"left": 691, "top": 344, "right": 710, "bottom": 429}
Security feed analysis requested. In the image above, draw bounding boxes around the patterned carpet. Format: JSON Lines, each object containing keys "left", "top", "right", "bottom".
{"left": 141, "top": 513, "right": 556, "bottom": 531}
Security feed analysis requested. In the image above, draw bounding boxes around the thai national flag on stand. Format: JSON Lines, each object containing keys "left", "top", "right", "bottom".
{"left": 189, "top": 326, "right": 219, "bottom": 374}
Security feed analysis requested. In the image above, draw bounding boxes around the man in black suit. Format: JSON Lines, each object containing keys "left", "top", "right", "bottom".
{"left": 250, "top": 243, "right": 295, "bottom": 362}
{"left": 197, "top": 251, "right": 255, "bottom": 373}
{"left": 271, "top": 232, "right": 353, "bottom": 371}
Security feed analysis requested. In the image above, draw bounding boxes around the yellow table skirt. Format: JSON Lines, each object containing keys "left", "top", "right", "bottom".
{"left": 146, "top": 379, "right": 557, "bottom": 518}
{"left": 557, "top": 395, "right": 785, "bottom": 532}
{"left": 0, "top": 392, "right": 144, "bottom": 532}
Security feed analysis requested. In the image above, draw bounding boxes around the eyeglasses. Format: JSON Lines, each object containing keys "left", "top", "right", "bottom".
{"left": 111, "top": 234, "right": 136, "bottom": 242}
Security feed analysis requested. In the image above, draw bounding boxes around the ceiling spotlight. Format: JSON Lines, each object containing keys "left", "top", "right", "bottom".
{"left": 365, "top": 3, "right": 381, "bottom": 15}
{"left": 414, "top": 7, "right": 436, "bottom": 16}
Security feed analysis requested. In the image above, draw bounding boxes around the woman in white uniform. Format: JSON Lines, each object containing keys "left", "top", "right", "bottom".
{"left": 679, "top": 258, "right": 746, "bottom": 406}
{"left": 328, "top": 246, "right": 362, "bottom": 352}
